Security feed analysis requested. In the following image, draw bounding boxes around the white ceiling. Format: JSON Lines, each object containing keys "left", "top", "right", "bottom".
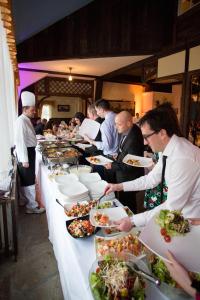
{"left": 19, "top": 55, "right": 151, "bottom": 78}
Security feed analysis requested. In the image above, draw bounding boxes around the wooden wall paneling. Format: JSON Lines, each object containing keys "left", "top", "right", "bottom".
{"left": 17, "top": 0, "right": 177, "bottom": 63}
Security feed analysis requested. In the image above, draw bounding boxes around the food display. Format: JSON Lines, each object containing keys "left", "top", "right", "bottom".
{"left": 89, "top": 254, "right": 146, "bottom": 300}
{"left": 95, "top": 232, "right": 144, "bottom": 258}
{"left": 64, "top": 200, "right": 98, "bottom": 218}
{"left": 149, "top": 255, "right": 178, "bottom": 287}
{"left": 88, "top": 156, "right": 100, "bottom": 164}
{"left": 96, "top": 201, "right": 113, "bottom": 209}
{"left": 126, "top": 159, "right": 141, "bottom": 166}
{"left": 156, "top": 210, "right": 190, "bottom": 243}
{"left": 94, "top": 212, "right": 111, "bottom": 226}
{"left": 42, "top": 146, "right": 79, "bottom": 165}
{"left": 67, "top": 218, "right": 96, "bottom": 238}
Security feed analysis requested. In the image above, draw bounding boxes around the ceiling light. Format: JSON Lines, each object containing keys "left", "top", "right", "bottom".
{"left": 68, "top": 67, "right": 73, "bottom": 81}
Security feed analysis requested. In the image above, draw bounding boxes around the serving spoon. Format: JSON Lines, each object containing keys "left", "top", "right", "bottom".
{"left": 126, "top": 261, "right": 161, "bottom": 286}
{"left": 56, "top": 198, "right": 66, "bottom": 210}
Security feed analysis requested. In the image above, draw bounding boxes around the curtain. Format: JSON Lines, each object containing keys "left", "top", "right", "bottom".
{"left": 0, "top": 15, "right": 16, "bottom": 176}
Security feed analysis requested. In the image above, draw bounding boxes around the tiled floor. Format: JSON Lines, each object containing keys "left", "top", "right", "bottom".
{"left": 0, "top": 208, "right": 63, "bottom": 300}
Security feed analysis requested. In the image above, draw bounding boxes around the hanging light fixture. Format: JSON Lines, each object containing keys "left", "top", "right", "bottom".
{"left": 68, "top": 67, "right": 73, "bottom": 81}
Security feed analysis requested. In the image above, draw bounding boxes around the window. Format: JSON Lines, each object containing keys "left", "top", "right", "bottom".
{"left": 41, "top": 104, "right": 52, "bottom": 120}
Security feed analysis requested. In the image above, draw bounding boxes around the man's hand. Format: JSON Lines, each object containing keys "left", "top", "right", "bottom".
{"left": 189, "top": 218, "right": 200, "bottom": 225}
{"left": 22, "top": 162, "right": 29, "bottom": 168}
{"left": 104, "top": 183, "right": 123, "bottom": 195}
{"left": 104, "top": 163, "right": 112, "bottom": 169}
{"left": 114, "top": 217, "right": 133, "bottom": 232}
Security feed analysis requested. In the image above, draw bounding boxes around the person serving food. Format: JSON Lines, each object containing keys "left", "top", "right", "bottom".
{"left": 105, "top": 103, "right": 200, "bottom": 231}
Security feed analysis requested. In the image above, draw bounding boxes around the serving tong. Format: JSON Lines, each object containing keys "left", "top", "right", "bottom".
{"left": 126, "top": 261, "right": 160, "bottom": 286}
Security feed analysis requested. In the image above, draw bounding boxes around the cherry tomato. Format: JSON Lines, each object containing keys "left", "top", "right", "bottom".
{"left": 164, "top": 235, "right": 171, "bottom": 243}
{"left": 96, "top": 267, "right": 100, "bottom": 273}
{"left": 160, "top": 228, "right": 167, "bottom": 236}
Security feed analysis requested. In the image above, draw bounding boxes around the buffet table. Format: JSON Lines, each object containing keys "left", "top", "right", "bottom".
{"left": 36, "top": 151, "right": 95, "bottom": 300}
{"left": 36, "top": 150, "right": 192, "bottom": 300}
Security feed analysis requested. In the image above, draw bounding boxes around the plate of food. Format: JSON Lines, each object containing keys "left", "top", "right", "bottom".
{"left": 66, "top": 215, "right": 98, "bottom": 238}
{"left": 139, "top": 209, "right": 200, "bottom": 272}
{"left": 95, "top": 228, "right": 144, "bottom": 258}
{"left": 86, "top": 155, "right": 113, "bottom": 165}
{"left": 123, "top": 154, "right": 153, "bottom": 168}
{"left": 89, "top": 252, "right": 147, "bottom": 300}
{"left": 63, "top": 200, "right": 98, "bottom": 219}
{"left": 90, "top": 207, "right": 128, "bottom": 228}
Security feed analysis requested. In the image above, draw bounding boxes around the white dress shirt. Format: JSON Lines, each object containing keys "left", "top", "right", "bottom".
{"left": 95, "top": 111, "right": 119, "bottom": 155}
{"left": 15, "top": 114, "right": 37, "bottom": 163}
{"left": 122, "top": 135, "right": 200, "bottom": 227}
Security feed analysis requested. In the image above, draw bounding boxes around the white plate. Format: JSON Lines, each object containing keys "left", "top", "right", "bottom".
{"left": 123, "top": 154, "right": 153, "bottom": 168}
{"left": 57, "top": 182, "right": 89, "bottom": 200}
{"left": 54, "top": 174, "right": 79, "bottom": 185}
{"left": 139, "top": 216, "right": 200, "bottom": 272}
{"left": 68, "top": 165, "right": 92, "bottom": 176}
{"left": 90, "top": 207, "right": 128, "bottom": 228}
{"left": 86, "top": 155, "right": 113, "bottom": 166}
{"left": 86, "top": 180, "right": 108, "bottom": 194}
{"left": 78, "top": 118, "right": 100, "bottom": 140}
{"left": 79, "top": 172, "right": 101, "bottom": 184}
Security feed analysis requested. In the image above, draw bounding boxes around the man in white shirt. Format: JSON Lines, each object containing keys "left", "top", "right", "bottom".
{"left": 15, "top": 91, "right": 45, "bottom": 214}
{"left": 105, "top": 103, "right": 200, "bottom": 230}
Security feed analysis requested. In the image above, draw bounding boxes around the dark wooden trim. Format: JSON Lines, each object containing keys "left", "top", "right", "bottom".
{"left": 95, "top": 79, "right": 103, "bottom": 100}
{"left": 19, "top": 67, "right": 99, "bottom": 79}
{"left": 180, "top": 47, "right": 190, "bottom": 137}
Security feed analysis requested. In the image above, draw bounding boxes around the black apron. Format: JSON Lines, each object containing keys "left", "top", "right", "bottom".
{"left": 17, "top": 147, "right": 36, "bottom": 186}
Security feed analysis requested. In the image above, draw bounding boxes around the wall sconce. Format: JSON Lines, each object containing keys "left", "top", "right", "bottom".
{"left": 68, "top": 67, "right": 73, "bottom": 81}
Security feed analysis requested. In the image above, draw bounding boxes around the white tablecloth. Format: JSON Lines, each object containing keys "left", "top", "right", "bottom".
{"left": 37, "top": 153, "right": 95, "bottom": 300}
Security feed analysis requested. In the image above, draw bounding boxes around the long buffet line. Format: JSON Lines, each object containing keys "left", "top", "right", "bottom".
{"left": 36, "top": 139, "right": 195, "bottom": 300}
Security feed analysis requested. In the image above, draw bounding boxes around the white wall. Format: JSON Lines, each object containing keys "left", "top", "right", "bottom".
{"left": 38, "top": 96, "right": 84, "bottom": 118}
{"left": 102, "top": 82, "right": 144, "bottom": 115}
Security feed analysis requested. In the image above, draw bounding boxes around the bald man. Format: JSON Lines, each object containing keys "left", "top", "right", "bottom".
{"left": 105, "top": 111, "right": 144, "bottom": 212}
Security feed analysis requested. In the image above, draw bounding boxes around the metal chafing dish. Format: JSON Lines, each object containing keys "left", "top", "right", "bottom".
{"left": 42, "top": 146, "right": 80, "bottom": 165}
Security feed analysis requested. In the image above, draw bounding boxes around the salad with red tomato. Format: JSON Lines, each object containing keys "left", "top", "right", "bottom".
{"left": 156, "top": 210, "right": 190, "bottom": 243}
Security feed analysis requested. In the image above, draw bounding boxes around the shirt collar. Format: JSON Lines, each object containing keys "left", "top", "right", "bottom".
{"left": 162, "top": 134, "right": 178, "bottom": 157}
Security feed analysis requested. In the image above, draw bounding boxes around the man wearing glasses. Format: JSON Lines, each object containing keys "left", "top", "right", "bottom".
{"left": 105, "top": 103, "right": 200, "bottom": 231}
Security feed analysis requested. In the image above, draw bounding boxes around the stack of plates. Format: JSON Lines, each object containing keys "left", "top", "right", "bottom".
{"left": 54, "top": 174, "right": 78, "bottom": 185}
{"left": 87, "top": 180, "right": 115, "bottom": 201}
{"left": 57, "top": 181, "right": 90, "bottom": 203}
{"left": 79, "top": 172, "right": 101, "bottom": 185}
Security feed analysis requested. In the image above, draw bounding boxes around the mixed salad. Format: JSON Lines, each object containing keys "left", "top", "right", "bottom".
{"left": 65, "top": 200, "right": 97, "bottom": 218}
{"left": 95, "top": 233, "right": 144, "bottom": 258}
{"left": 94, "top": 212, "right": 111, "bottom": 226}
{"left": 96, "top": 201, "right": 113, "bottom": 209}
{"left": 155, "top": 210, "right": 190, "bottom": 242}
{"left": 90, "top": 255, "right": 145, "bottom": 300}
{"left": 150, "top": 255, "right": 177, "bottom": 287}
{"left": 150, "top": 254, "right": 200, "bottom": 289}
{"left": 67, "top": 219, "right": 95, "bottom": 238}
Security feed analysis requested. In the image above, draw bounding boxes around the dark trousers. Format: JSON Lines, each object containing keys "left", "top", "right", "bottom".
{"left": 17, "top": 147, "right": 36, "bottom": 186}
{"left": 117, "top": 190, "right": 137, "bottom": 214}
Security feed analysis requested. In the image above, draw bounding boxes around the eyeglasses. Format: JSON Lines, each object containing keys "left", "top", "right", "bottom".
{"left": 142, "top": 131, "right": 158, "bottom": 141}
